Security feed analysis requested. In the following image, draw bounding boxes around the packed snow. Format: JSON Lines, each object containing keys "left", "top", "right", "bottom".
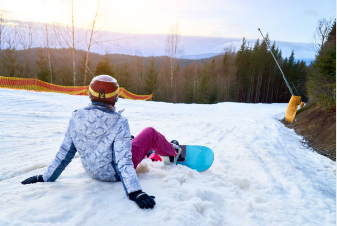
{"left": 0, "top": 88, "right": 335, "bottom": 226}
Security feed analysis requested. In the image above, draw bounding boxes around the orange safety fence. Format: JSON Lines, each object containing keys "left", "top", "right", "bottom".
{"left": 0, "top": 76, "right": 152, "bottom": 100}
{"left": 119, "top": 87, "right": 153, "bottom": 101}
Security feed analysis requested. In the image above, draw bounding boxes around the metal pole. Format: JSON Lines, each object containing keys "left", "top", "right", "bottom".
{"left": 291, "top": 82, "right": 300, "bottom": 96}
{"left": 258, "top": 28, "right": 294, "bottom": 96}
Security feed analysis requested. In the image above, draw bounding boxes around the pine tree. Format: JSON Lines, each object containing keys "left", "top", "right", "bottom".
{"left": 134, "top": 56, "right": 145, "bottom": 94}
{"left": 2, "top": 42, "right": 19, "bottom": 77}
{"left": 235, "top": 37, "right": 252, "bottom": 102}
{"left": 208, "top": 58, "right": 218, "bottom": 104}
{"left": 116, "top": 62, "right": 131, "bottom": 90}
{"left": 219, "top": 53, "right": 228, "bottom": 101}
{"left": 197, "top": 62, "right": 210, "bottom": 103}
{"left": 145, "top": 56, "right": 158, "bottom": 95}
{"left": 36, "top": 48, "right": 50, "bottom": 82}
{"left": 95, "top": 54, "right": 114, "bottom": 77}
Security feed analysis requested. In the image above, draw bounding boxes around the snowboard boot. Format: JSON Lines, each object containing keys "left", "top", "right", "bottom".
{"left": 147, "top": 150, "right": 163, "bottom": 162}
{"left": 169, "top": 140, "right": 183, "bottom": 164}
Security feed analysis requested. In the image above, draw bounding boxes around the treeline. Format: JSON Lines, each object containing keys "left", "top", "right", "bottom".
{"left": 0, "top": 39, "right": 308, "bottom": 104}
{"left": 156, "top": 36, "right": 308, "bottom": 104}
{"left": 307, "top": 20, "right": 336, "bottom": 110}
{"left": 235, "top": 36, "right": 307, "bottom": 103}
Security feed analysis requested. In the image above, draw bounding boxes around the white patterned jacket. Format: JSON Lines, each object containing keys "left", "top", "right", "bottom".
{"left": 42, "top": 103, "right": 141, "bottom": 195}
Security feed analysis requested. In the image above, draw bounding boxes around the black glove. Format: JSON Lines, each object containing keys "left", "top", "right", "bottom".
{"left": 129, "top": 190, "right": 156, "bottom": 209}
{"left": 21, "top": 175, "right": 44, "bottom": 185}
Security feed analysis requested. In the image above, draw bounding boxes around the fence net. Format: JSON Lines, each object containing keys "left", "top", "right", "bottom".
{"left": 0, "top": 76, "right": 152, "bottom": 100}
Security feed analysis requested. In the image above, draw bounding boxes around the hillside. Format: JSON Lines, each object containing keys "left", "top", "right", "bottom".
{"left": 284, "top": 105, "right": 336, "bottom": 160}
{"left": 0, "top": 89, "right": 335, "bottom": 226}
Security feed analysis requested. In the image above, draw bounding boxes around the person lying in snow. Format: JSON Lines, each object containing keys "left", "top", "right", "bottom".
{"left": 21, "top": 75, "right": 182, "bottom": 210}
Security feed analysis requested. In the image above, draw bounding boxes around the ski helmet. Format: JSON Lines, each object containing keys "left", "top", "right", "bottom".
{"left": 89, "top": 75, "right": 119, "bottom": 105}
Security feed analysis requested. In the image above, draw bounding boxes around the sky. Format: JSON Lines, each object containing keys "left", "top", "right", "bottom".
{"left": 0, "top": 0, "right": 335, "bottom": 43}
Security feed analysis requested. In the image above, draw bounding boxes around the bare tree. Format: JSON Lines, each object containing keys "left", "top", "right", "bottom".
{"left": 2, "top": 27, "right": 19, "bottom": 77}
{"left": 166, "top": 22, "right": 183, "bottom": 89}
{"left": 53, "top": 0, "right": 77, "bottom": 85}
{"left": 15, "top": 21, "right": 35, "bottom": 78}
{"left": 16, "top": 21, "right": 34, "bottom": 49}
{"left": 0, "top": 11, "right": 8, "bottom": 53}
{"left": 71, "top": 0, "right": 76, "bottom": 85}
{"left": 313, "top": 18, "right": 334, "bottom": 52}
{"left": 83, "top": 0, "right": 101, "bottom": 85}
{"left": 45, "top": 23, "right": 53, "bottom": 82}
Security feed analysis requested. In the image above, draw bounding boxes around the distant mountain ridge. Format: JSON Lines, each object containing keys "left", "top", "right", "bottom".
{"left": 89, "top": 32, "right": 315, "bottom": 63}
{"left": 6, "top": 20, "right": 315, "bottom": 62}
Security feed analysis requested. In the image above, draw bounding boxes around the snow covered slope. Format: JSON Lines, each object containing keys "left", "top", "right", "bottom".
{"left": 0, "top": 89, "right": 335, "bottom": 226}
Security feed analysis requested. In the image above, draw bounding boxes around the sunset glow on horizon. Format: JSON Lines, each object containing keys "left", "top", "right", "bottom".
{"left": 0, "top": 0, "right": 335, "bottom": 43}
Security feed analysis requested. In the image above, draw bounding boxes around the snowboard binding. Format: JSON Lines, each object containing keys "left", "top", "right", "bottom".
{"left": 170, "top": 140, "right": 184, "bottom": 163}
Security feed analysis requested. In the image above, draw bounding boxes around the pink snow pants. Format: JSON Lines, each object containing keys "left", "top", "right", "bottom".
{"left": 131, "top": 127, "right": 176, "bottom": 168}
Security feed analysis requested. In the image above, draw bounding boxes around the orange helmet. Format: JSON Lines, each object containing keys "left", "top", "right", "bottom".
{"left": 89, "top": 75, "right": 119, "bottom": 105}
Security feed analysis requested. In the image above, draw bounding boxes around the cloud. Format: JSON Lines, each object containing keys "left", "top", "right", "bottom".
{"left": 304, "top": 9, "right": 318, "bottom": 16}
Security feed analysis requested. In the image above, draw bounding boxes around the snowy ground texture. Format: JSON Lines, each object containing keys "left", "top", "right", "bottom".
{"left": 0, "top": 88, "right": 335, "bottom": 226}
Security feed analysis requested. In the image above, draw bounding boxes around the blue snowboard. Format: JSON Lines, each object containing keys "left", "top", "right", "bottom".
{"left": 176, "top": 145, "right": 214, "bottom": 172}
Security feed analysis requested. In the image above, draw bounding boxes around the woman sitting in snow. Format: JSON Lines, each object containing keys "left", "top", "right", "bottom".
{"left": 21, "top": 75, "right": 182, "bottom": 210}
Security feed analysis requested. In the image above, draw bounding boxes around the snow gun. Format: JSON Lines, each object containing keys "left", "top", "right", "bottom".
{"left": 258, "top": 28, "right": 302, "bottom": 123}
